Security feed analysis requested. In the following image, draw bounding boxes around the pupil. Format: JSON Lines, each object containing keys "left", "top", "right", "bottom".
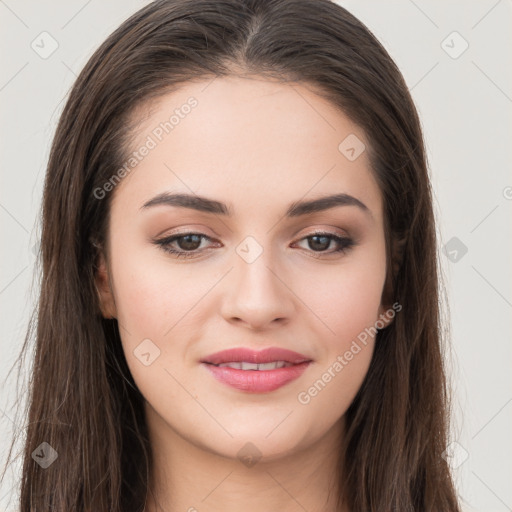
{"left": 309, "top": 235, "right": 329, "bottom": 251}
{"left": 179, "top": 234, "right": 201, "bottom": 250}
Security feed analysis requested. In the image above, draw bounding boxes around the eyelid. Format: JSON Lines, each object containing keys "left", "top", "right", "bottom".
{"left": 152, "top": 227, "right": 356, "bottom": 259}
{"left": 154, "top": 226, "right": 348, "bottom": 244}
{"left": 154, "top": 224, "right": 218, "bottom": 239}
{"left": 294, "top": 226, "right": 349, "bottom": 238}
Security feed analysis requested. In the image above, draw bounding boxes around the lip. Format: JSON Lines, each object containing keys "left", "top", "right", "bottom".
{"left": 201, "top": 347, "right": 311, "bottom": 365}
{"left": 200, "top": 347, "right": 312, "bottom": 393}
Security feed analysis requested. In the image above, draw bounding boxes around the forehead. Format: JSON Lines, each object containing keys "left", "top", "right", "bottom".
{"left": 112, "top": 75, "right": 383, "bottom": 222}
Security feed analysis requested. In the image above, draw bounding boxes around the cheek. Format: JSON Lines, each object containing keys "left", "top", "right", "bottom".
{"left": 293, "top": 253, "right": 387, "bottom": 345}
{"left": 107, "top": 247, "right": 180, "bottom": 375}
{"left": 115, "top": 269, "right": 171, "bottom": 336}
{"left": 109, "top": 254, "right": 197, "bottom": 412}
{"left": 296, "top": 343, "right": 373, "bottom": 431}
{"left": 291, "top": 255, "right": 385, "bottom": 411}
{"left": 108, "top": 246, "right": 220, "bottom": 391}
{"left": 110, "top": 246, "right": 203, "bottom": 338}
{"left": 294, "top": 268, "right": 383, "bottom": 415}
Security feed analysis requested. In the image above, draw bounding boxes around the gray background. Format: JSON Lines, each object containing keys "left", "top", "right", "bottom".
{"left": 1, "top": 1, "right": 511, "bottom": 510}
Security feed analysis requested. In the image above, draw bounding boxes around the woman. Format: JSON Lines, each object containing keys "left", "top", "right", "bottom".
{"left": 3, "top": 0, "right": 461, "bottom": 510}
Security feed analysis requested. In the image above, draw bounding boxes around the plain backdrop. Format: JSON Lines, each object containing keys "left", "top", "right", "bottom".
{"left": 1, "top": 1, "right": 511, "bottom": 511}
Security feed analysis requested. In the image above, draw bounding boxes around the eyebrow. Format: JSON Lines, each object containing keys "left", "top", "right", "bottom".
{"left": 140, "top": 192, "right": 372, "bottom": 218}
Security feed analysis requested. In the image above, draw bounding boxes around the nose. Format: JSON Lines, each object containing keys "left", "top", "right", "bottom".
{"left": 219, "top": 244, "right": 295, "bottom": 331}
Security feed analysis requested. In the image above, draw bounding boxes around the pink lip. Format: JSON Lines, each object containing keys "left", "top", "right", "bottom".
{"left": 201, "top": 347, "right": 311, "bottom": 365}
{"left": 200, "top": 347, "right": 312, "bottom": 393}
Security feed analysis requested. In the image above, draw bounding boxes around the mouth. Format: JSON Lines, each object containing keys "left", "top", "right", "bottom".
{"left": 206, "top": 360, "right": 296, "bottom": 370}
{"left": 200, "top": 347, "right": 312, "bottom": 393}
{"left": 201, "top": 346, "right": 312, "bottom": 365}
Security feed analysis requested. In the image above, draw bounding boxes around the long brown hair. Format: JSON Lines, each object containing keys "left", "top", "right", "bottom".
{"left": 2, "top": 0, "right": 460, "bottom": 510}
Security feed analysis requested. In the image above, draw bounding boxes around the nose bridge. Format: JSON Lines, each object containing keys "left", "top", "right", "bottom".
{"left": 220, "top": 234, "right": 294, "bottom": 327}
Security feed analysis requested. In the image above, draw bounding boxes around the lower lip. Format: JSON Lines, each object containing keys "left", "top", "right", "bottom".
{"left": 202, "top": 362, "right": 311, "bottom": 393}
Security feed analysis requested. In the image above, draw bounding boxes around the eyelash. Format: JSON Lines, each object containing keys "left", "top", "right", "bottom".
{"left": 153, "top": 231, "right": 356, "bottom": 259}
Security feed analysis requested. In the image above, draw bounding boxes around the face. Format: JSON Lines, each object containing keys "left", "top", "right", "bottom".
{"left": 96, "top": 75, "right": 394, "bottom": 462}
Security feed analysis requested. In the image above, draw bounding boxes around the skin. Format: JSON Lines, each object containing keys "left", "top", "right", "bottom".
{"left": 95, "top": 75, "right": 394, "bottom": 512}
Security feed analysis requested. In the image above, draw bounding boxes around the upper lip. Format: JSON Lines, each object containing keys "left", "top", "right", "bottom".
{"left": 201, "top": 347, "right": 312, "bottom": 365}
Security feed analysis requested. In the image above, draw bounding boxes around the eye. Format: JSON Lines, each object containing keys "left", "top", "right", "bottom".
{"left": 292, "top": 232, "right": 355, "bottom": 257}
{"left": 153, "top": 232, "right": 217, "bottom": 259}
{"left": 153, "top": 231, "right": 356, "bottom": 259}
